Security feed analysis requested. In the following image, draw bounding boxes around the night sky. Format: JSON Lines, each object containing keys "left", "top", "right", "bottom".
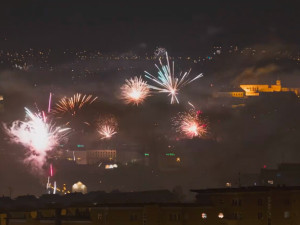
{"left": 1, "top": 1, "right": 299, "bottom": 50}
{"left": 0, "top": 0, "right": 300, "bottom": 197}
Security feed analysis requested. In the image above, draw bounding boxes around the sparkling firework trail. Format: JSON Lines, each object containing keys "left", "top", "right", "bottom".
{"left": 120, "top": 76, "right": 150, "bottom": 105}
{"left": 4, "top": 107, "right": 69, "bottom": 169}
{"left": 154, "top": 47, "right": 167, "bottom": 57}
{"left": 53, "top": 93, "right": 97, "bottom": 116}
{"left": 52, "top": 93, "right": 97, "bottom": 126}
{"left": 145, "top": 52, "right": 203, "bottom": 104}
{"left": 48, "top": 92, "right": 52, "bottom": 113}
{"left": 188, "top": 101, "right": 195, "bottom": 109}
{"left": 97, "top": 116, "right": 118, "bottom": 139}
{"left": 53, "top": 181, "right": 57, "bottom": 194}
{"left": 173, "top": 109, "right": 207, "bottom": 139}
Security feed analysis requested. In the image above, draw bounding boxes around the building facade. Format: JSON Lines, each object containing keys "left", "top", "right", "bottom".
{"left": 2, "top": 187, "right": 300, "bottom": 225}
{"left": 192, "top": 186, "right": 300, "bottom": 225}
{"left": 216, "top": 80, "right": 300, "bottom": 98}
{"left": 64, "top": 149, "right": 117, "bottom": 165}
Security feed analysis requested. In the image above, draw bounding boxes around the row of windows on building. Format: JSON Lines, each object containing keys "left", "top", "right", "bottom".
{"left": 200, "top": 211, "right": 290, "bottom": 220}
{"left": 129, "top": 213, "right": 224, "bottom": 221}
{"left": 219, "top": 198, "right": 290, "bottom": 206}
{"left": 89, "top": 152, "right": 116, "bottom": 156}
{"left": 219, "top": 199, "right": 260, "bottom": 206}
{"left": 201, "top": 212, "right": 224, "bottom": 219}
{"left": 120, "top": 211, "right": 292, "bottom": 222}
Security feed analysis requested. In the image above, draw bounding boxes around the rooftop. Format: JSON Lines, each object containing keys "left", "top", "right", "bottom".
{"left": 191, "top": 185, "right": 300, "bottom": 194}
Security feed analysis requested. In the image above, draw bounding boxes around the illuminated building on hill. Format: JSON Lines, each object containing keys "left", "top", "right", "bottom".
{"left": 64, "top": 148, "right": 116, "bottom": 165}
{"left": 215, "top": 80, "right": 300, "bottom": 98}
{"left": 240, "top": 79, "right": 300, "bottom": 96}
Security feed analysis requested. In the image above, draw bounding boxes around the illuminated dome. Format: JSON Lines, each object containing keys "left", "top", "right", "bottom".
{"left": 72, "top": 181, "right": 87, "bottom": 194}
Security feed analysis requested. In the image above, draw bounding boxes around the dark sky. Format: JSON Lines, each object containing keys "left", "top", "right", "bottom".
{"left": 0, "top": 0, "right": 299, "bottom": 51}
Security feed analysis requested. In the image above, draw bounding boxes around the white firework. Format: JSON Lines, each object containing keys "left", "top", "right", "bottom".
{"left": 145, "top": 52, "right": 202, "bottom": 104}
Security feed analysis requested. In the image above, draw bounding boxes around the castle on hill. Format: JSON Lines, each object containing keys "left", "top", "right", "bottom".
{"left": 215, "top": 80, "right": 300, "bottom": 98}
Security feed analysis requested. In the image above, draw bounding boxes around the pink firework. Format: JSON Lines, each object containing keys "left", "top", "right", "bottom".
{"left": 120, "top": 76, "right": 150, "bottom": 105}
{"left": 4, "top": 107, "right": 69, "bottom": 169}
{"left": 173, "top": 109, "right": 207, "bottom": 139}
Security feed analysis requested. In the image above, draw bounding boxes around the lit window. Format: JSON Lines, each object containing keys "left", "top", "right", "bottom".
{"left": 284, "top": 211, "right": 290, "bottom": 219}
{"left": 176, "top": 157, "right": 181, "bottom": 162}
{"left": 201, "top": 213, "right": 207, "bottom": 219}
{"left": 267, "top": 180, "right": 274, "bottom": 185}
{"left": 218, "top": 213, "right": 224, "bottom": 219}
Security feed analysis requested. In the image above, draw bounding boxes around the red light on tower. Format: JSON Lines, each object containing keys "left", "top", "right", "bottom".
{"left": 263, "top": 165, "right": 267, "bottom": 169}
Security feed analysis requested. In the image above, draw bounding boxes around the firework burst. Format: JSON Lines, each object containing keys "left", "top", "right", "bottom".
{"left": 145, "top": 52, "right": 203, "bottom": 104}
{"left": 4, "top": 108, "right": 69, "bottom": 168}
{"left": 97, "top": 116, "right": 118, "bottom": 139}
{"left": 52, "top": 93, "right": 97, "bottom": 126}
{"left": 53, "top": 93, "right": 97, "bottom": 116}
{"left": 173, "top": 109, "right": 207, "bottom": 139}
{"left": 154, "top": 47, "right": 167, "bottom": 57}
{"left": 121, "top": 76, "right": 150, "bottom": 105}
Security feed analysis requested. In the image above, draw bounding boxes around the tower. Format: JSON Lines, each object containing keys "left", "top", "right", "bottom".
{"left": 276, "top": 79, "right": 281, "bottom": 86}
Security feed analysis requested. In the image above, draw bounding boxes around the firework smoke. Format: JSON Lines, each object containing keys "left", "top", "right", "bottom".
{"left": 145, "top": 52, "right": 203, "bottom": 104}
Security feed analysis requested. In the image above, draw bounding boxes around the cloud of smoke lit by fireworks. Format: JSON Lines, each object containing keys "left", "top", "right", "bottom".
{"left": 173, "top": 109, "right": 207, "bottom": 139}
{"left": 97, "top": 115, "right": 118, "bottom": 139}
{"left": 120, "top": 76, "right": 150, "bottom": 105}
{"left": 4, "top": 108, "right": 69, "bottom": 170}
{"left": 145, "top": 52, "right": 203, "bottom": 104}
